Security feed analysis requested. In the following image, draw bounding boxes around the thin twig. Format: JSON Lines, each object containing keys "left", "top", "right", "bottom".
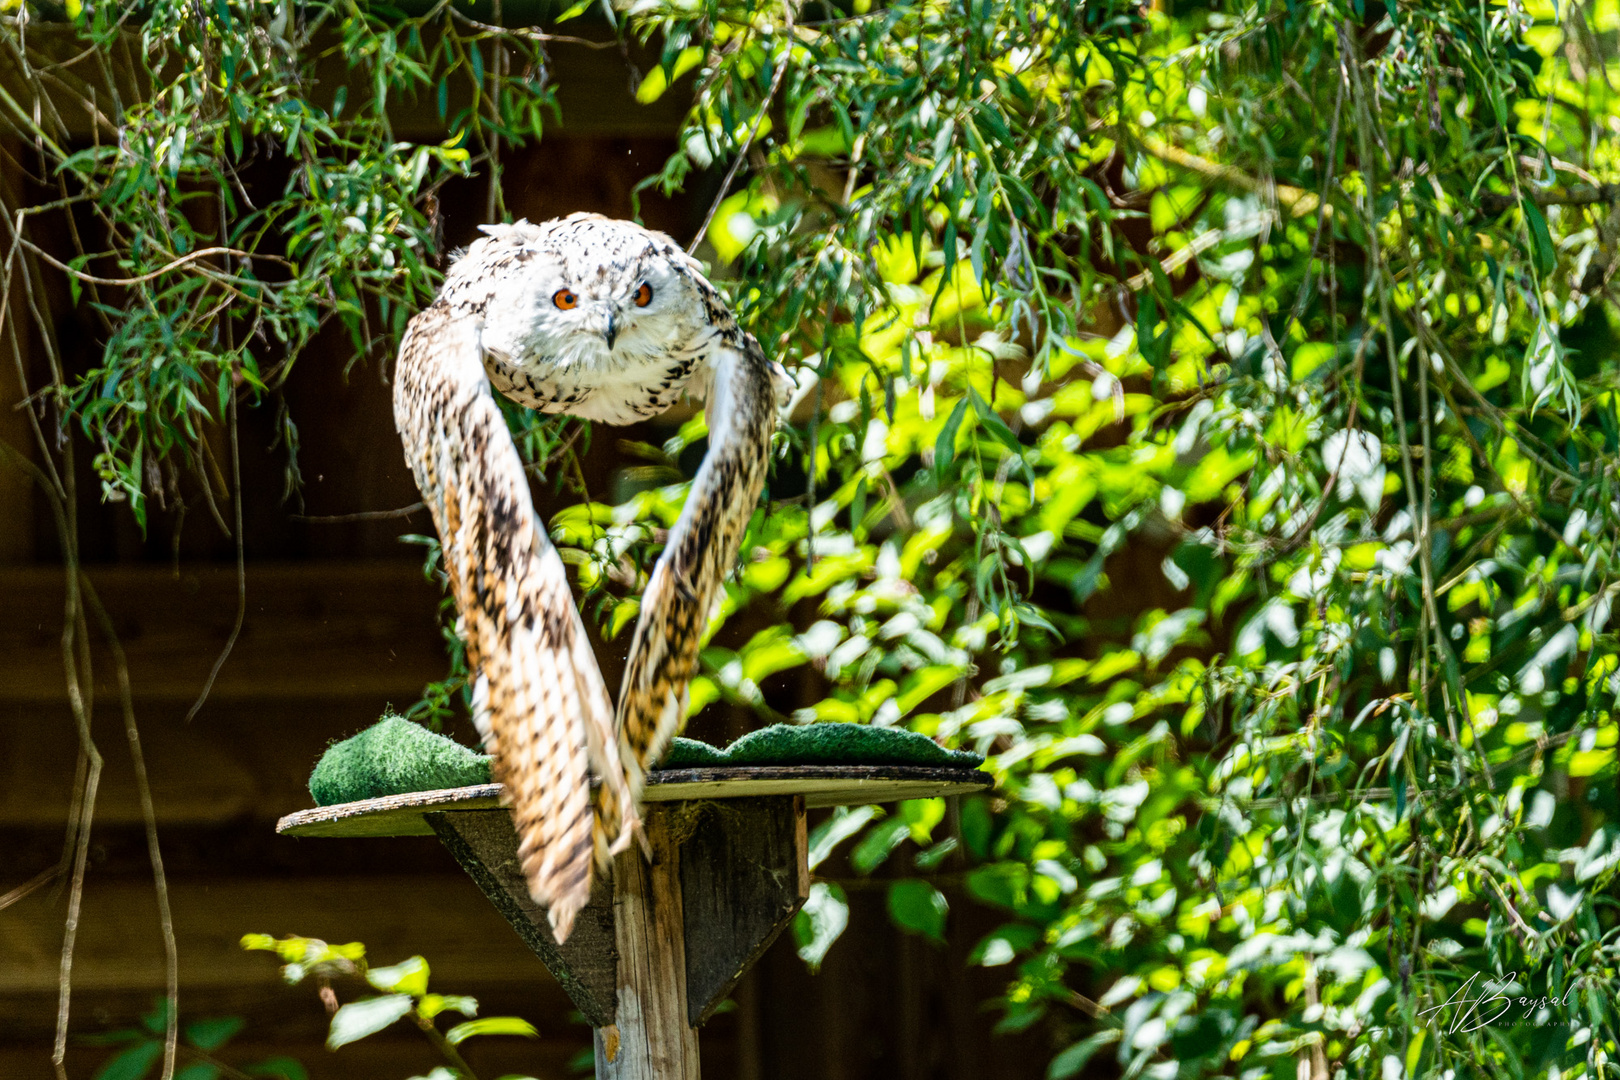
{"left": 689, "top": 6, "right": 797, "bottom": 256}
{"left": 17, "top": 236, "right": 290, "bottom": 286}
{"left": 445, "top": 9, "right": 618, "bottom": 49}
{"left": 291, "top": 502, "right": 425, "bottom": 523}
{"left": 1477, "top": 183, "right": 1620, "bottom": 214}
{"left": 51, "top": 389, "right": 99, "bottom": 1080}
{"left": 82, "top": 574, "right": 179, "bottom": 1080}
{"left": 0, "top": 864, "right": 63, "bottom": 913}
{"left": 413, "top": 1010, "right": 482, "bottom": 1080}
{"left": 1340, "top": 22, "right": 1470, "bottom": 782}
{"left": 185, "top": 386, "right": 246, "bottom": 723}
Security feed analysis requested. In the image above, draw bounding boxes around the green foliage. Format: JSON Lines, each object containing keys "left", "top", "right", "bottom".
{"left": 444, "top": 1018, "right": 541, "bottom": 1045}
{"left": 887, "top": 878, "right": 950, "bottom": 942}
{"left": 607, "top": 0, "right": 1620, "bottom": 1076}
{"left": 1, "top": 0, "right": 565, "bottom": 525}
{"left": 242, "top": 935, "right": 537, "bottom": 1077}
{"left": 81, "top": 997, "right": 302, "bottom": 1080}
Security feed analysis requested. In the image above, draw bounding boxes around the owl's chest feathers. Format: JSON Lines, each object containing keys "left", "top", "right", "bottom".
{"left": 480, "top": 322, "right": 718, "bottom": 424}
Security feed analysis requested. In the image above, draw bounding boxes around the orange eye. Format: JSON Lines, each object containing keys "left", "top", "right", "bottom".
{"left": 634, "top": 282, "right": 654, "bottom": 307}
{"left": 553, "top": 289, "right": 578, "bottom": 310}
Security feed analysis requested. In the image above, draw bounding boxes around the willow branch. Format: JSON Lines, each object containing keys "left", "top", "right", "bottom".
{"left": 690, "top": 6, "right": 798, "bottom": 255}
{"left": 82, "top": 575, "right": 180, "bottom": 1080}
{"left": 18, "top": 236, "right": 291, "bottom": 287}
{"left": 291, "top": 502, "right": 426, "bottom": 523}
{"left": 1478, "top": 183, "right": 1620, "bottom": 215}
{"left": 185, "top": 386, "right": 246, "bottom": 724}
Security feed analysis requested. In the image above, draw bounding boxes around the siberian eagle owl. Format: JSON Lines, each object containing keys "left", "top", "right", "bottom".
{"left": 393, "top": 213, "right": 790, "bottom": 941}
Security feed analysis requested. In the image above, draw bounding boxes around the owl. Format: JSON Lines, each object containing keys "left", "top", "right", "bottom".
{"left": 393, "top": 213, "right": 791, "bottom": 941}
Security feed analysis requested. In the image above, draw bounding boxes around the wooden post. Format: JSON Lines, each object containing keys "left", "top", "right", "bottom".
{"left": 598, "top": 804, "right": 699, "bottom": 1080}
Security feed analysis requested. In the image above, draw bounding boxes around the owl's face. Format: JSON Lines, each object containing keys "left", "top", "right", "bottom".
{"left": 471, "top": 216, "right": 713, "bottom": 372}
{"left": 540, "top": 251, "right": 692, "bottom": 357}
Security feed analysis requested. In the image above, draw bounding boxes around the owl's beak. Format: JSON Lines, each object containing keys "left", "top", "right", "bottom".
{"left": 602, "top": 310, "right": 619, "bottom": 351}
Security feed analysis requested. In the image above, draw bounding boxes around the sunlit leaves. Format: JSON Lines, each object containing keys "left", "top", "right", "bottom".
{"left": 603, "top": 0, "right": 1620, "bottom": 1075}
{"left": 365, "top": 956, "right": 430, "bottom": 997}
{"left": 444, "top": 1018, "right": 538, "bottom": 1044}
{"left": 243, "top": 934, "right": 541, "bottom": 1062}
{"left": 326, "top": 996, "right": 413, "bottom": 1049}
{"left": 793, "top": 882, "right": 849, "bottom": 973}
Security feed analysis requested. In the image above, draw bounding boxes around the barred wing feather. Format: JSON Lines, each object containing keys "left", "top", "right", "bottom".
{"left": 614, "top": 337, "right": 781, "bottom": 794}
{"left": 393, "top": 302, "right": 635, "bottom": 943}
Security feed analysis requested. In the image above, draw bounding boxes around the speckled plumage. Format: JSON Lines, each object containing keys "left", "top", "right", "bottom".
{"left": 393, "top": 213, "right": 789, "bottom": 941}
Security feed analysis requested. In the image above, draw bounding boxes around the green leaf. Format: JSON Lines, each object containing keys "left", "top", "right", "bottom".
{"left": 445, "top": 1017, "right": 539, "bottom": 1045}
{"left": 1011, "top": 601, "right": 1063, "bottom": 641}
{"left": 1047, "top": 1030, "right": 1122, "bottom": 1079}
{"left": 968, "top": 388, "right": 1034, "bottom": 486}
{"left": 417, "top": 993, "right": 479, "bottom": 1021}
{"left": 933, "top": 396, "right": 971, "bottom": 486}
{"left": 1135, "top": 290, "right": 1168, "bottom": 369}
{"left": 851, "top": 816, "right": 911, "bottom": 873}
{"left": 793, "top": 882, "right": 848, "bottom": 972}
{"left": 327, "top": 996, "right": 413, "bottom": 1049}
{"left": 174, "top": 1065, "right": 219, "bottom": 1080}
{"left": 244, "top": 1058, "right": 308, "bottom": 1080}
{"left": 94, "top": 1042, "right": 162, "bottom": 1080}
{"left": 886, "top": 880, "right": 948, "bottom": 941}
{"left": 969, "top": 923, "right": 1039, "bottom": 966}
{"left": 184, "top": 1017, "right": 244, "bottom": 1051}
{"left": 366, "top": 956, "right": 429, "bottom": 997}
{"left": 1522, "top": 198, "right": 1556, "bottom": 276}
{"left": 807, "top": 805, "right": 880, "bottom": 870}
{"left": 899, "top": 798, "right": 946, "bottom": 844}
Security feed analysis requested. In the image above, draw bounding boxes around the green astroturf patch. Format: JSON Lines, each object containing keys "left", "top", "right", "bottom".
{"left": 715, "top": 723, "right": 984, "bottom": 768}
{"left": 308, "top": 714, "right": 493, "bottom": 806}
{"left": 308, "top": 718, "right": 983, "bottom": 806}
{"left": 659, "top": 736, "right": 730, "bottom": 768}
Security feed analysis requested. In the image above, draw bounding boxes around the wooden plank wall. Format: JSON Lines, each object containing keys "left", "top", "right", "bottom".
{"left": 0, "top": 557, "right": 1048, "bottom": 1079}
{"left": 0, "top": 48, "right": 1052, "bottom": 1080}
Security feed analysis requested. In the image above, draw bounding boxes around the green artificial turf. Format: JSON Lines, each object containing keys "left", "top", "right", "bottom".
{"left": 309, "top": 717, "right": 982, "bottom": 806}
{"left": 719, "top": 723, "right": 983, "bottom": 768}
{"left": 308, "top": 714, "right": 493, "bottom": 806}
{"left": 660, "top": 736, "right": 729, "bottom": 768}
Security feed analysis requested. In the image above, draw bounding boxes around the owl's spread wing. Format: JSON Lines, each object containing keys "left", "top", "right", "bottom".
{"left": 614, "top": 335, "right": 783, "bottom": 795}
{"left": 393, "top": 302, "right": 635, "bottom": 943}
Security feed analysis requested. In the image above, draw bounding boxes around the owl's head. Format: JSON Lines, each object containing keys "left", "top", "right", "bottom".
{"left": 470, "top": 214, "right": 711, "bottom": 364}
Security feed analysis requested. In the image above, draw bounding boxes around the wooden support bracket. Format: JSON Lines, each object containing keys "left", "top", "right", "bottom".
{"left": 426, "top": 810, "right": 618, "bottom": 1027}
{"left": 679, "top": 795, "right": 808, "bottom": 1026}
{"left": 428, "top": 796, "right": 809, "bottom": 1079}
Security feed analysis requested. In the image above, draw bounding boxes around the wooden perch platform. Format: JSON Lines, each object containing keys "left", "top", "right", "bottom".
{"left": 276, "top": 764, "right": 991, "bottom": 1079}
{"left": 275, "top": 764, "right": 991, "bottom": 838}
